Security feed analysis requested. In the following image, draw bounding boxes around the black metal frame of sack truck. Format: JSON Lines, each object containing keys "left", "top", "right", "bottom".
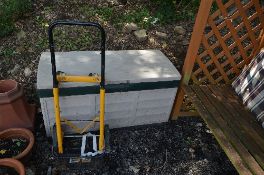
{"left": 47, "top": 20, "right": 110, "bottom": 161}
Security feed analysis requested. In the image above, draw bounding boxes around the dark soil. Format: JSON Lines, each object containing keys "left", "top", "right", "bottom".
{"left": 0, "top": 138, "right": 29, "bottom": 158}
{"left": 0, "top": 165, "right": 19, "bottom": 175}
{"left": 27, "top": 115, "right": 238, "bottom": 174}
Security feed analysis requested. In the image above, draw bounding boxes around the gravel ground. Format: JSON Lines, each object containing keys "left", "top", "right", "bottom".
{"left": 26, "top": 115, "right": 238, "bottom": 174}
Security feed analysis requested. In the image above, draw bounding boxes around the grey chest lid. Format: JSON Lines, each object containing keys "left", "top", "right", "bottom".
{"left": 37, "top": 50, "right": 181, "bottom": 90}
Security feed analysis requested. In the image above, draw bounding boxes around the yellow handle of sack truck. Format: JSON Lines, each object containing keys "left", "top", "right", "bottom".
{"left": 48, "top": 21, "right": 106, "bottom": 154}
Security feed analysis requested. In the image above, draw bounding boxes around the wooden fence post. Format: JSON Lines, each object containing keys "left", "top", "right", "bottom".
{"left": 170, "top": 0, "right": 214, "bottom": 120}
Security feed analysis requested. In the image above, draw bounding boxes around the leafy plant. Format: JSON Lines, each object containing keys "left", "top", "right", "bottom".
{"left": 151, "top": 0, "right": 200, "bottom": 24}
{"left": 0, "top": 0, "right": 32, "bottom": 37}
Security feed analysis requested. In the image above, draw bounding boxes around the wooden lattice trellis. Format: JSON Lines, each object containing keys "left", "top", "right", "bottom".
{"left": 171, "top": 0, "right": 264, "bottom": 118}
{"left": 192, "top": 0, "right": 263, "bottom": 84}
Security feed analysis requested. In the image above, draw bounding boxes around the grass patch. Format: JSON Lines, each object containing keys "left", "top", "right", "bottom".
{"left": 80, "top": 5, "right": 154, "bottom": 29}
{"left": 112, "top": 1, "right": 200, "bottom": 29}
{"left": 0, "top": 0, "right": 32, "bottom": 37}
{"left": 97, "top": 7, "right": 113, "bottom": 21}
{"left": 152, "top": 0, "right": 200, "bottom": 24}
{"left": 50, "top": 27, "right": 95, "bottom": 51}
{"left": 80, "top": 6, "right": 113, "bottom": 21}
{"left": 79, "top": 1, "right": 200, "bottom": 29}
{"left": 36, "top": 37, "right": 49, "bottom": 50}
{"left": 0, "top": 48, "right": 16, "bottom": 58}
{"left": 35, "top": 16, "right": 47, "bottom": 27}
{"left": 113, "top": 7, "right": 155, "bottom": 29}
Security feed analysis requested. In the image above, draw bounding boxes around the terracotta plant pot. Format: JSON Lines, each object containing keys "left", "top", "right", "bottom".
{"left": 0, "top": 128, "right": 34, "bottom": 162}
{"left": 0, "top": 158, "right": 25, "bottom": 175}
{"left": 0, "top": 79, "right": 36, "bottom": 131}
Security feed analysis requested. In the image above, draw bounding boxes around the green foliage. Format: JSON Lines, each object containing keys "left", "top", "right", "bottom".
{"left": 0, "top": 0, "right": 32, "bottom": 37}
{"left": 36, "top": 27, "right": 94, "bottom": 52}
{"left": 36, "top": 37, "right": 48, "bottom": 50}
{"left": 152, "top": 0, "right": 200, "bottom": 24}
{"left": 35, "top": 16, "right": 48, "bottom": 27}
{"left": 80, "top": 6, "right": 96, "bottom": 17}
{"left": 51, "top": 27, "right": 93, "bottom": 51}
{"left": 0, "top": 48, "right": 15, "bottom": 58}
{"left": 96, "top": 7, "right": 113, "bottom": 21}
{"left": 211, "top": 1, "right": 220, "bottom": 13}
{"left": 81, "top": 5, "right": 155, "bottom": 29}
{"left": 113, "top": 0, "right": 200, "bottom": 28}
{"left": 114, "top": 7, "right": 155, "bottom": 29}
{"left": 79, "top": 1, "right": 200, "bottom": 29}
{"left": 80, "top": 6, "right": 113, "bottom": 21}
{"left": 0, "top": 19, "right": 14, "bottom": 37}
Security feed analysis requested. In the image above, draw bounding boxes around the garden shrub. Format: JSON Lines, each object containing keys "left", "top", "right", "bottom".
{"left": 0, "top": 0, "right": 32, "bottom": 37}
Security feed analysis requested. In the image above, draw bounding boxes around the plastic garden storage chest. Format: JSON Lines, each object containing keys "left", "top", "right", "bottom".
{"left": 37, "top": 50, "right": 181, "bottom": 136}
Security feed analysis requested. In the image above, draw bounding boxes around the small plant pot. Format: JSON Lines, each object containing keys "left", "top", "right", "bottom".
{"left": 0, "top": 79, "right": 36, "bottom": 131}
{"left": 0, "top": 158, "right": 25, "bottom": 175}
{"left": 0, "top": 128, "right": 34, "bottom": 163}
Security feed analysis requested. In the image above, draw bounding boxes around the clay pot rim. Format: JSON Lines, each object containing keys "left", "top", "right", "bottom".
{"left": 0, "top": 158, "right": 25, "bottom": 175}
{"left": 0, "top": 128, "right": 34, "bottom": 160}
{"left": 0, "top": 79, "right": 18, "bottom": 95}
